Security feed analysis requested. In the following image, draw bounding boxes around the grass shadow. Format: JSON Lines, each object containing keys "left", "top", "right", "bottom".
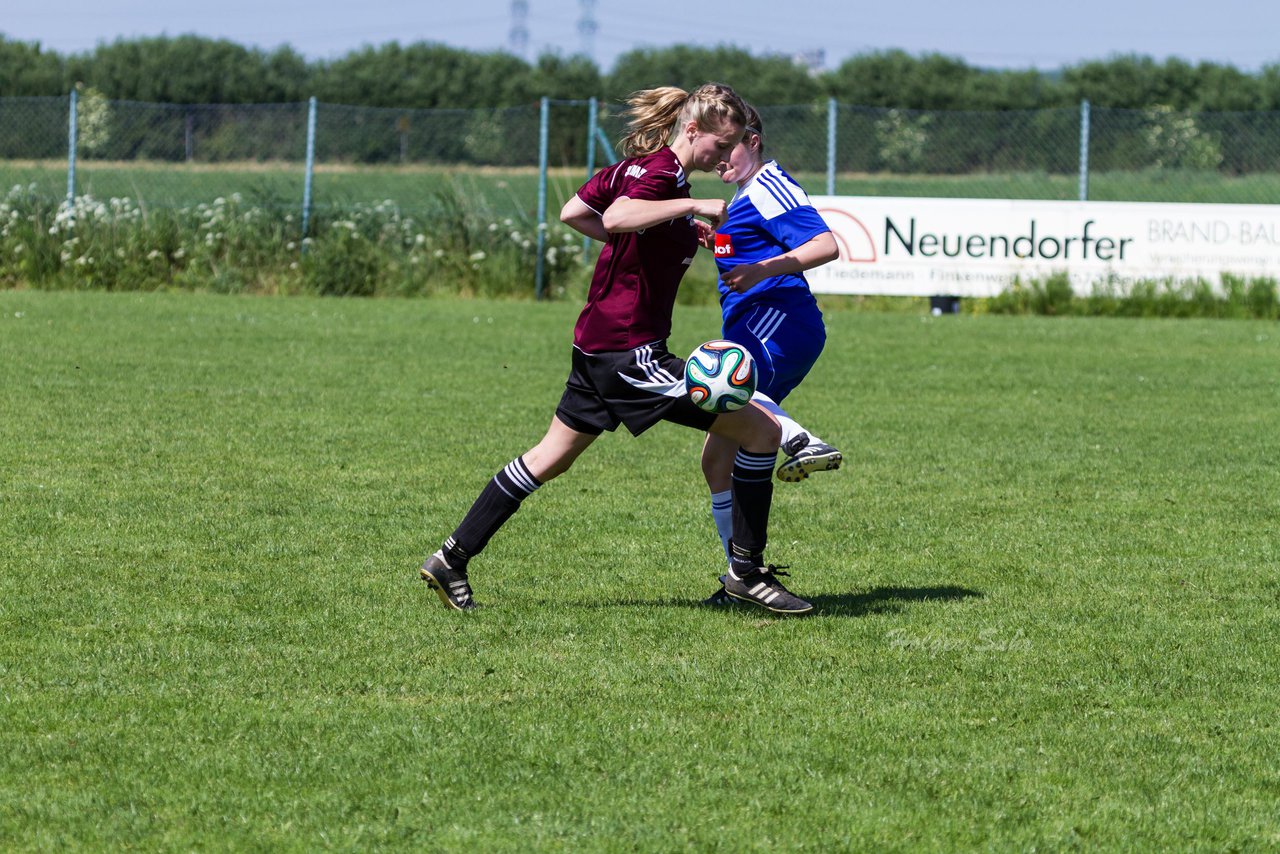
{"left": 577, "top": 585, "right": 983, "bottom": 617}
{"left": 807, "top": 585, "right": 984, "bottom": 617}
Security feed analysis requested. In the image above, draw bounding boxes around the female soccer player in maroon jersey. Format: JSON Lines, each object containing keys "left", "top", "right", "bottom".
{"left": 419, "top": 83, "right": 814, "bottom": 615}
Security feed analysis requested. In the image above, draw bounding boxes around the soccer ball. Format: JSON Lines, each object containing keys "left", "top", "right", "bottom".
{"left": 684, "top": 340, "right": 757, "bottom": 413}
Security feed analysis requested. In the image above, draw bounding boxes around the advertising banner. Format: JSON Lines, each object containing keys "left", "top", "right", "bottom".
{"left": 808, "top": 196, "right": 1280, "bottom": 297}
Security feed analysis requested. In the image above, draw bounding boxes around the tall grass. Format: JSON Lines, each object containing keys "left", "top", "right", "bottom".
{"left": 6, "top": 161, "right": 1280, "bottom": 317}
{"left": 0, "top": 182, "right": 587, "bottom": 298}
{"left": 988, "top": 272, "right": 1280, "bottom": 318}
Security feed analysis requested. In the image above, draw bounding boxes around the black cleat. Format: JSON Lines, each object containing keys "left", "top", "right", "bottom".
{"left": 777, "top": 432, "right": 842, "bottom": 483}
{"left": 724, "top": 564, "right": 813, "bottom": 615}
{"left": 420, "top": 550, "right": 477, "bottom": 611}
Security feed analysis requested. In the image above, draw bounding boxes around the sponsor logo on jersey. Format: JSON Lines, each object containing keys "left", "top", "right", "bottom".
{"left": 625, "top": 164, "right": 648, "bottom": 180}
{"left": 714, "top": 232, "right": 735, "bottom": 257}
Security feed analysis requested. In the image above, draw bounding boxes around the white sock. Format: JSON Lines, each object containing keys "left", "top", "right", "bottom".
{"left": 753, "top": 391, "right": 821, "bottom": 448}
{"left": 710, "top": 489, "right": 733, "bottom": 562}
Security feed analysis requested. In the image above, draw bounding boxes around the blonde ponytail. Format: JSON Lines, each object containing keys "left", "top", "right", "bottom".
{"left": 619, "top": 82, "right": 747, "bottom": 157}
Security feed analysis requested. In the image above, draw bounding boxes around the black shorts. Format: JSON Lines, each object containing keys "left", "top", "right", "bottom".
{"left": 555, "top": 342, "right": 717, "bottom": 436}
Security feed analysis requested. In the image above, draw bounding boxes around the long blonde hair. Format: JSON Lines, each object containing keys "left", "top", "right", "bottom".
{"left": 619, "top": 82, "right": 747, "bottom": 158}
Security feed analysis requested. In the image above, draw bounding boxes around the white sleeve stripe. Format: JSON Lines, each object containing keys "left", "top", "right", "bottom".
{"left": 757, "top": 170, "right": 800, "bottom": 212}
{"left": 769, "top": 163, "right": 810, "bottom": 201}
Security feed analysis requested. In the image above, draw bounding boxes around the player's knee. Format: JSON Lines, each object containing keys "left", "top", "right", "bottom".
{"left": 745, "top": 410, "right": 781, "bottom": 452}
{"left": 763, "top": 417, "right": 782, "bottom": 450}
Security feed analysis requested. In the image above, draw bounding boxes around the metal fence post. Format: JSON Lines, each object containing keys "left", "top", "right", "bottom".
{"left": 585, "top": 97, "right": 599, "bottom": 178}
{"left": 1078, "top": 99, "right": 1091, "bottom": 202}
{"left": 66, "top": 88, "right": 78, "bottom": 207}
{"left": 582, "top": 97, "right": 600, "bottom": 261}
{"left": 826, "top": 97, "right": 837, "bottom": 196}
{"left": 595, "top": 125, "right": 613, "bottom": 160}
{"left": 301, "top": 96, "right": 317, "bottom": 243}
{"left": 535, "top": 96, "right": 550, "bottom": 300}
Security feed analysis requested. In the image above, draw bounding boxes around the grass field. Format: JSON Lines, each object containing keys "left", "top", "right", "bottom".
{"left": 3, "top": 291, "right": 1280, "bottom": 850}
{"left": 6, "top": 160, "right": 1280, "bottom": 220}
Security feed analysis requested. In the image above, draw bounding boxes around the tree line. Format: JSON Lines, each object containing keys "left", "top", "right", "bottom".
{"left": 4, "top": 34, "right": 1280, "bottom": 112}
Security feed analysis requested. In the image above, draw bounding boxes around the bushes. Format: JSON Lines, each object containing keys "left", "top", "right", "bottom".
{"left": 987, "top": 271, "right": 1279, "bottom": 318}
{"left": 987, "top": 272, "right": 1076, "bottom": 315}
{"left": 0, "top": 182, "right": 586, "bottom": 298}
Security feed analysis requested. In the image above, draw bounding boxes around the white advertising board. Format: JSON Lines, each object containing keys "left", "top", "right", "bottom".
{"left": 807, "top": 196, "right": 1280, "bottom": 297}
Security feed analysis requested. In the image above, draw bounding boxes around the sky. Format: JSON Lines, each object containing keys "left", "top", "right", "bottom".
{"left": 4, "top": 0, "right": 1280, "bottom": 73}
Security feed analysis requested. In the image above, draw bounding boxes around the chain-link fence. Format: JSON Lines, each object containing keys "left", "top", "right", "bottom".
{"left": 4, "top": 93, "right": 1280, "bottom": 222}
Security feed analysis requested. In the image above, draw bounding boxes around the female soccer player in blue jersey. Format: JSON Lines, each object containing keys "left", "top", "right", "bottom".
{"left": 419, "top": 84, "right": 815, "bottom": 616}
{"left": 701, "top": 102, "right": 843, "bottom": 595}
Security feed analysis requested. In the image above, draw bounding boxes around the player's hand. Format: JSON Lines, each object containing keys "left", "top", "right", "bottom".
{"left": 693, "top": 198, "right": 728, "bottom": 229}
{"left": 722, "top": 262, "right": 766, "bottom": 293}
{"left": 694, "top": 220, "right": 716, "bottom": 249}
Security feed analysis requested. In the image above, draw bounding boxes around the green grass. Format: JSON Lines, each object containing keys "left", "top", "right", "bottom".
{"left": 2, "top": 291, "right": 1279, "bottom": 851}
{"left": 5, "top": 161, "right": 1280, "bottom": 219}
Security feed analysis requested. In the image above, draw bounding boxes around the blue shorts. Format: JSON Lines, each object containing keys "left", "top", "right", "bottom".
{"left": 722, "top": 294, "right": 825, "bottom": 404}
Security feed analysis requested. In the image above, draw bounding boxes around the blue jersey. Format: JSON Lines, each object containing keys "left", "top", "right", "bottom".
{"left": 712, "top": 160, "right": 830, "bottom": 324}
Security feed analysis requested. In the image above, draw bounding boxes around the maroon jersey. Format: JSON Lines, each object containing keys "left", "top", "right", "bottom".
{"left": 571, "top": 147, "right": 699, "bottom": 352}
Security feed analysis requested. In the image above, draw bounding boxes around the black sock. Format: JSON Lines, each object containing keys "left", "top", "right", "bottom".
{"left": 728, "top": 448, "right": 774, "bottom": 566}
{"left": 445, "top": 456, "right": 541, "bottom": 564}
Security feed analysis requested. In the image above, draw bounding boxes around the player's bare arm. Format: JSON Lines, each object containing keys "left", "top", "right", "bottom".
{"left": 560, "top": 195, "right": 609, "bottom": 242}
{"left": 602, "top": 196, "right": 727, "bottom": 233}
{"left": 721, "top": 231, "right": 839, "bottom": 293}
